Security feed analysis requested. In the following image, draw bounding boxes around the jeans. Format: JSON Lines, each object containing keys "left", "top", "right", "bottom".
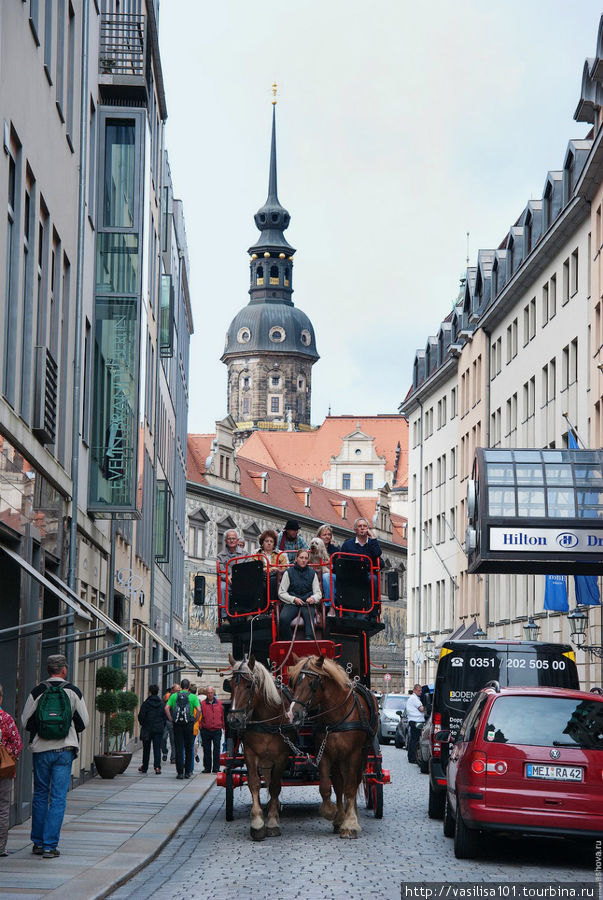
{"left": 141, "top": 733, "right": 163, "bottom": 771}
{"left": 407, "top": 722, "right": 421, "bottom": 764}
{"left": 173, "top": 723, "right": 194, "bottom": 776}
{"left": 201, "top": 729, "right": 221, "bottom": 772}
{"left": 162, "top": 721, "right": 175, "bottom": 761}
{"left": 31, "top": 748, "right": 74, "bottom": 850}
{"left": 186, "top": 730, "right": 197, "bottom": 776}
{"left": 280, "top": 602, "right": 313, "bottom": 639}
{"left": 321, "top": 573, "right": 336, "bottom": 605}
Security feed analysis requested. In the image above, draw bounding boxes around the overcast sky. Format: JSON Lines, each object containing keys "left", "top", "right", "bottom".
{"left": 158, "top": 1, "right": 602, "bottom": 433}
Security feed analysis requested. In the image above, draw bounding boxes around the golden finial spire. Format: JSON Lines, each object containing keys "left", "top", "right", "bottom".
{"left": 272, "top": 83, "right": 278, "bottom": 105}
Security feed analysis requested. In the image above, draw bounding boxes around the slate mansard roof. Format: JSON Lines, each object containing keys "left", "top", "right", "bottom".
{"left": 221, "top": 300, "right": 319, "bottom": 362}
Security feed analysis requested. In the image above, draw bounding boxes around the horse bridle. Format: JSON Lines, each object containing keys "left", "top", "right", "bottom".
{"left": 290, "top": 666, "right": 324, "bottom": 711}
{"left": 230, "top": 668, "right": 256, "bottom": 718}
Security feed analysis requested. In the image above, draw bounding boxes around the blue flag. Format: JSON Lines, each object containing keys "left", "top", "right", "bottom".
{"left": 544, "top": 574, "right": 568, "bottom": 611}
{"left": 574, "top": 575, "right": 600, "bottom": 606}
{"left": 567, "top": 429, "right": 601, "bottom": 605}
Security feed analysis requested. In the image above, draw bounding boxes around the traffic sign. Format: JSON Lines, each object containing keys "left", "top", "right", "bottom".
{"left": 384, "top": 673, "right": 391, "bottom": 682}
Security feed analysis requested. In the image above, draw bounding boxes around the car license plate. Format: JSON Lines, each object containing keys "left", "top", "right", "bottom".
{"left": 525, "top": 764, "right": 583, "bottom": 782}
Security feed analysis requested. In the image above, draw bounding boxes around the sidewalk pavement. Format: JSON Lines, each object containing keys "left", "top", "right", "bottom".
{"left": 0, "top": 748, "right": 216, "bottom": 900}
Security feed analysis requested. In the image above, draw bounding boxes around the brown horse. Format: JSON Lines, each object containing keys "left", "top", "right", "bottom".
{"left": 288, "top": 654, "right": 378, "bottom": 839}
{"left": 227, "top": 654, "right": 290, "bottom": 841}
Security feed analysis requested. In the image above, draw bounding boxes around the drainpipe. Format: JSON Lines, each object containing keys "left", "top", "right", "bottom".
{"left": 416, "top": 399, "right": 424, "bottom": 676}
{"left": 67, "top": 0, "right": 90, "bottom": 667}
{"left": 484, "top": 331, "right": 491, "bottom": 634}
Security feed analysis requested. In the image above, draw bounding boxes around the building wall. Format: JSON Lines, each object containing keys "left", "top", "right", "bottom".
{"left": 323, "top": 429, "right": 390, "bottom": 496}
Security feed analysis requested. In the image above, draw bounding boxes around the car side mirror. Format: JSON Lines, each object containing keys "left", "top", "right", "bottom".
{"left": 435, "top": 730, "right": 451, "bottom": 743}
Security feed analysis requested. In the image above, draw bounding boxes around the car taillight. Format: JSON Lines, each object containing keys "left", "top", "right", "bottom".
{"left": 470, "top": 752, "right": 507, "bottom": 776}
{"left": 471, "top": 751, "right": 487, "bottom": 775}
{"left": 432, "top": 713, "right": 442, "bottom": 757}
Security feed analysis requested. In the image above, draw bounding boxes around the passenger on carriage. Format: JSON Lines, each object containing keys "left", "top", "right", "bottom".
{"left": 276, "top": 520, "right": 308, "bottom": 562}
{"left": 217, "top": 529, "right": 246, "bottom": 580}
{"left": 340, "top": 517, "right": 382, "bottom": 618}
{"left": 313, "top": 524, "right": 340, "bottom": 604}
{"left": 278, "top": 548, "right": 322, "bottom": 640}
{"left": 255, "top": 529, "right": 288, "bottom": 602}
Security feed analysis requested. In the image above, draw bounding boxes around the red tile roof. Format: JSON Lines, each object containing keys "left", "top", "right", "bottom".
{"left": 186, "top": 436, "right": 407, "bottom": 547}
{"left": 239, "top": 415, "right": 408, "bottom": 485}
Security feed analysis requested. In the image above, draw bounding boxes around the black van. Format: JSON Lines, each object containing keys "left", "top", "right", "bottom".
{"left": 424, "top": 640, "right": 579, "bottom": 818}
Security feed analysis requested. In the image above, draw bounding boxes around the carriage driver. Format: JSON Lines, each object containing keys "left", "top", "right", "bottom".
{"left": 278, "top": 549, "right": 322, "bottom": 640}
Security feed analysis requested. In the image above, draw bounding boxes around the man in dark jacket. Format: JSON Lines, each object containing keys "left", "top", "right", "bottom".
{"left": 138, "top": 685, "right": 167, "bottom": 774}
{"left": 340, "top": 517, "right": 382, "bottom": 617}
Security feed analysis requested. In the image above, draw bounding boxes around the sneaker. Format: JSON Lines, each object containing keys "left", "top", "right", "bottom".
{"left": 0, "top": 850, "right": 8, "bottom": 857}
{"left": 42, "top": 849, "right": 60, "bottom": 859}
{"left": 154, "top": 767, "right": 161, "bottom": 775}
{"left": 184, "top": 773, "right": 191, "bottom": 779}
{"left": 32, "top": 845, "right": 44, "bottom": 856}
{"left": 176, "top": 773, "right": 184, "bottom": 780}
{"left": 138, "top": 766, "right": 147, "bottom": 773}
{"left": 162, "top": 754, "right": 167, "bottom": 762}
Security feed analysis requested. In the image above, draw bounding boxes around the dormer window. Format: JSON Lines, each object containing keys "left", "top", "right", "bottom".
{"left": 507, "top": 239, "right": 514, "bottom": 277}
{"left": 564, "top": 153, "right": 574, "bottom": 204}
{"left": 544, "top": 183, "right": 552, "bottom": 229}
{"left": 300, "top": 329, "right": 311, "bottom": 346}
{"left": 525, "top": 214, "right": 533, "bottom": 255}
{"left": 269, "top": 326, "right": 285, "bottom": 343}
{"left": 256, "top": 265, "right": 264, "bottom": 285}
{"left": 237, "top": 328, "right": 251, "bottom": 344}
{"left": 269, "top": 265, "right": 279, "bottom": 285}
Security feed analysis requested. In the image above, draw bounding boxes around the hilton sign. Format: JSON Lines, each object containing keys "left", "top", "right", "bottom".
{"left": 490, "top": 528, "right": 603, "bottom": 552}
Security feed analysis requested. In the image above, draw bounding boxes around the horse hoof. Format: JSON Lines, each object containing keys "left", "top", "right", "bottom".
{"left": 250, "top": 826, "right": 266, "bottom": 842}
{"left": 265, "top": 826, "right": 281, "bottom": 837}
{"left": 349, "top": 831, "right": 359, "bottom": 840}
{"left": 319, "top": 801, "right": 336, "bottom": 821}
{"left": 339, "top": 828, "right": 350, "bottom": 839}
{"left": 332, "top": 823, "right": 341, "bottom": 834}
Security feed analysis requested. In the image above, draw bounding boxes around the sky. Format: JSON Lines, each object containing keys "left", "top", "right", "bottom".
{"left": 158, "top": 1, "right": 603, "bottom": 433}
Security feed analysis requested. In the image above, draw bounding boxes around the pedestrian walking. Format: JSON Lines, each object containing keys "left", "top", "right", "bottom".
{"left": 186, "top": 685, "right": 201, "bottom": 776}
{"left": 406, "top": 683, "right": 425, "bottom": 764}
{"left": 165, "top": 679, "right": 200, "bottom": 779}
{"left": 137, "top": 685, "right": 167, "bottom": 775}
{"left": 0, "top": 683, "right": 22, "bottom": 857}
{"left": 200, "top": 687, "right": 224, "bottom": 774}
{"left": 21, "top": 654, "right": 89, "bottom": 859}
{"left": 162, "top": 683, "right": 180, "bottom": 763}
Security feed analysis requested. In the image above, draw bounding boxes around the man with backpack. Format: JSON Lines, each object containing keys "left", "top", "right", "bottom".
{"left": 165, "top": 678, "right": 200, "bottom": 779}
{"left": 21, "top": 654, "right": 89, "bottom": 858}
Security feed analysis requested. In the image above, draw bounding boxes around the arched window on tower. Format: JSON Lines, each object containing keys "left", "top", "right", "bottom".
{"left": 256, "top": 265, "right": 264, "bottom": 285}
{"left": 269, "top": 266, "right": 279, "bottom": 285}
{"left": 284, "top": 267, "right": 290, "bottom": 287}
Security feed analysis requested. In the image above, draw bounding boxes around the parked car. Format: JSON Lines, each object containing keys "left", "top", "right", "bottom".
{"left": 440, "top": 684, "right": 603, "bottom": 859}
{"left": 378, "top": 693, "right": 408, "bottom": 744}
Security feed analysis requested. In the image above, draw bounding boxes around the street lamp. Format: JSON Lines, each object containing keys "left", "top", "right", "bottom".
{"left": 423, "top": 634, "right": 436, "bottom": 660}
{"left": 567, "top": 608, "right": 587, "bottom": 647}
{"left": 567, "top": 608, "right": 603, "bottom": 659}
{"left": 474, "top": 624, "right": 487, "bottom": 640}
{"left": 523, "top": 618, "right": 540, "bottom": 641}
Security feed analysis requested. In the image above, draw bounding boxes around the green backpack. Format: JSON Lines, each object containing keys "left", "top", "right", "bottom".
{"left": 37, "top": 683, "right": 72, "bottom": 740}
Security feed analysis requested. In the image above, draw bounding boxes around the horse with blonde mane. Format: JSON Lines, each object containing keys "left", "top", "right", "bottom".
{"left": 227, "top": 654, "right": 290, "bottom": 841}
{"left": 288, "top": 654, "right": 379, "bottom": 839}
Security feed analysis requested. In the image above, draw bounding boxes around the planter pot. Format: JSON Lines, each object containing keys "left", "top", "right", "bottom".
{"left": 94, "top": 754, "right": 125, "bottom": 779}
{"left": 108, "top": 751, "right": 132, "bottom": 774}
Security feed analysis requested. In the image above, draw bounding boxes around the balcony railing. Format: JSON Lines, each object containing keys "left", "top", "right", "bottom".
{"left": 99, "top": 14, "right": 145, "bottom": 78}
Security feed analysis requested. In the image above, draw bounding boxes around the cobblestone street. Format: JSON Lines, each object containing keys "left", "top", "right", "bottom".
{"left": 109, "top": 746, "right": 597, "bottom": 900}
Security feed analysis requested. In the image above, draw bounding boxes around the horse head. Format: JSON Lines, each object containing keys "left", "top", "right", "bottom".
{"left": 287, "top": 654, "right": 326, "bottom": 726}
{"left": 227, "top": 653, "right": 257, "bottom": 730}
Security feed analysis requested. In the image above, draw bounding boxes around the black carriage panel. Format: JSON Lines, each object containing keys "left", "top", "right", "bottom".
{"left": 227, "top": 560, "right": 267, "bottom": 616}
{"left": 332, "top": 554, "right": 373, "bottom": 613}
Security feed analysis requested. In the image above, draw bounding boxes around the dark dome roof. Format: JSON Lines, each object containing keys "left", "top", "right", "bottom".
{"left": 221, "top": 301, "right": 319, "bottom": 361}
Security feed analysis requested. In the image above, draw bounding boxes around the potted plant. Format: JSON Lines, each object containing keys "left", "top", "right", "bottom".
{"left": 93, "top": 666, "right": 138, "bottom": 778}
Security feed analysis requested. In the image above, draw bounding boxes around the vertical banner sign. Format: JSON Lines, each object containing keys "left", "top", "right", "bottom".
{"left": 544, "top": 574, "right": 569, "bottom": 612}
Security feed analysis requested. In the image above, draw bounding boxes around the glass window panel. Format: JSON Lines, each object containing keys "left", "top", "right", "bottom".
{"left": 574, "top": 467, "right": 603, "bottom": 486}
{"left": 546, "top": 489, "right": 576, "bottom": 517}
{"left": 544, "top": 464, "right": 573, "bottom": 485}
{"left": 103, "top": 120, "right": 136, "bottom": 228}
{"left": 576, "top": 490, "right": 603, "bottom": 517}
{"left": 484, "top": 450, "right": 513, "bottom": 461}
{"left": 514, "top": 450, "right": 542, "bottom": 463}
{"left": 96, "top": 233, "right": 139, "bottom": 294}
{"left": 487, "top": 464, "right": 515, "bottom": 484}
{"left": 488, "top": 487, "right": 517, "bottom": 516}
{"left": 541, "top": 450, "right": 566, "bottom": 462}
{"left": 516, "top": 464, "right": 544, "bottom": 485}
{"left": 517, "top": 489, "right": 545, "bottom": 517}
{"left": 88, "top": 297, "right": 139, "bottom": 510}
{"left": 568, "top": 450, "right": 599, "bottom": 463}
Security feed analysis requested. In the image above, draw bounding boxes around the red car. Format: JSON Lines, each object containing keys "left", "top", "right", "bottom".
{"left": 440, "top": 684, "right": 603, "bottom": 859}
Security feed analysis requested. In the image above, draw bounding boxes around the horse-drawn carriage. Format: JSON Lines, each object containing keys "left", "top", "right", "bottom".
{"left": 213, "top": 551, "right": 394, "bottom": 839}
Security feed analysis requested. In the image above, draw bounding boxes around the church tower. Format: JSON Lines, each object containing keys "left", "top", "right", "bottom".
{"left": 221, "top": 92, "right": 319, "bottom": 439}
